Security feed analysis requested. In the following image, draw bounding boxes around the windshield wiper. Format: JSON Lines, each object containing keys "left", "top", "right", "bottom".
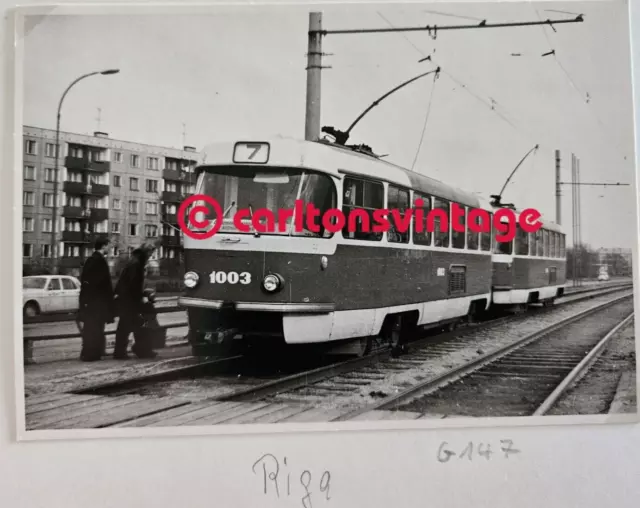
{"left": 248, "top": 203, "right": 260, "bottom": 237}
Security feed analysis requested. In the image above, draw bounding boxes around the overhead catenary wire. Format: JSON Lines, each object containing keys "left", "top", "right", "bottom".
{"left": 530, "top": 4, "right": 630, "bottom": 163}
{"left": 376, "top": 11, "right": 531, "bottom": 140}
{"left": 411, "top": 71, "right": 439, "bottom": 171}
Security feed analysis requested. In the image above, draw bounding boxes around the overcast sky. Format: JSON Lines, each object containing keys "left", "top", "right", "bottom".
{"left": 22, "top": 1, "right": 636, "bottom": 249}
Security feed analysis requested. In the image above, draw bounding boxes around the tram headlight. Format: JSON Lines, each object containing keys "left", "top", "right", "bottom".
{"left": 262, "top": 273, "right": 283, "bottom": 293}
{"left": 184, "top": 271, "right": 199, "bottom": 289}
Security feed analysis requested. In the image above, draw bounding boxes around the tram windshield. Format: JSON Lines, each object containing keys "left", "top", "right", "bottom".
{"left": 193, "top": 166, "right": 337, "bottom": 237}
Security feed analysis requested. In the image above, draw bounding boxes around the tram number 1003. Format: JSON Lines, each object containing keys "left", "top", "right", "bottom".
{"left": 209, "top": 271, "right": 252, "bottom": 285}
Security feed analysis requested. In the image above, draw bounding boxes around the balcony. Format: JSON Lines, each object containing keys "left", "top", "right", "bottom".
{"left": 62, "top": 231, "right": 87, "bottom": 243}
{"left": 162, "top": 191, "right": 184, "bottom": 203}
{"left": 162, "top": 212, "right": 177, "bottom": 224}
{"left": 64, "top": 156, "right": 110, "bottom": 173}
{"left": 163, "top": 169, "right": 181, "bottom": 181}
{"left": 63, "top": 181, "right": 109, "bottom": 196}
{"left": 162, "top": 235, "right": 181, "bottom": 247}
{"left": 62, "top": 206, "right": 109, "bottom": 221}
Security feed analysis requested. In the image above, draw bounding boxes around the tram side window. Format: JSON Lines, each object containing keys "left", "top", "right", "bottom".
{"left": 515, "top": 225, "right": 529, "bottom": 255}
{"left": 342, "top": 177, "right": 383, "bottom": 241}
{"left": 543, "top": 230, "right": 550, "bottom": 257}
{"left": 466, "top": 207, "right": 480, "bottom": 250}
{"left": 493, "top": 218, "right": 513, "bottom": 255}
{"left": 479, "top": 210, "right": 491, "bottom": 251}
{"left": 451, "top": 203, "right": 466, "bottom": 249}
{"left": 431, "top": 198, "right": 450, "bottom": 247}
{"left": 536, "top": 229, "right": 544, "bottom": 256}
{"left": 529, "top": 230, "right": 537, "bottom": 256}
{"left": 413, "top": 193, "right": 432, "bottom": 246}
{"left": 387, "top": 185, "right": 410, "bottom": 244}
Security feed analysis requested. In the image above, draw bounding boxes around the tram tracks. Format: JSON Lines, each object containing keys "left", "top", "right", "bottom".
{"left": 73, "top": 283, "right": 631, "bottom": 400}
{"left": 335, "top": 293, "right": 634, "bottom": 420}
{"left": 27, "top": 285, "right": 631, "bottom": 429}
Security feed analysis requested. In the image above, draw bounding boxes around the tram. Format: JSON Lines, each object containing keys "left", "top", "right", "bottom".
{"left": 178, "top": 137, "right": 566, "bottom": 356}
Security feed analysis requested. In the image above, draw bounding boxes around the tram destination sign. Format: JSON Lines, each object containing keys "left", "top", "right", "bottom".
{"left": 233, "top": 141, "right": 270, "bottom": 164}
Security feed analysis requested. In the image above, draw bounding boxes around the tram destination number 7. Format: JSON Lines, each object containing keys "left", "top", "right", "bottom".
{"left": 209, "top": 270, "right": 252, "bottom": 285}
{"left": 233, "top": 141, "right": 270, "bottom": 164}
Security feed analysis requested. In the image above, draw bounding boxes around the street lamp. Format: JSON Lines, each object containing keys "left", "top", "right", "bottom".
{"left": 50, "top": 68, "right": 120, "bottom": 273}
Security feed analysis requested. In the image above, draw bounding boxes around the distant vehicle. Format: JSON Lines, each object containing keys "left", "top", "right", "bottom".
{"left": 597, "top": 266, "right": 610, "bottom": 282}
{"left": 22, "top": 275, "right": 81, "bottom": 318}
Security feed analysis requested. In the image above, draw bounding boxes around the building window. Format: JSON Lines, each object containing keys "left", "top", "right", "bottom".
{"left": 67, "top": 171, "right": 82, "bottom": 183}
{"left": 129, "top": 200, "right": 138, "bottom": 214}
{"left": 41, "top": 245, "right": 51, "bottom": 258}
{"left": 66, "top": 196, "right": 81, "bottom": 207}
{"left": 165, "top": 182, "right": 178, "bottom": 192}
{"left": 23, "top": 165, "right": 36, "bottom": 181}
{"left": 44, "top": 168, "right": 57, "bottom": 182}
{"left": 22, "top": 218, "right": 34, "bottom": 231}
{"left": 129, "top": 223, "right": 138, "bottom": 236}
{"left": 45, "top": 143, "right": 55, "bottom": 157}
{"left": 130, "top": 154, "right": 140, "bottom": 167}
{"left": 43, "top": 193, "right": 54, "bottom": 207}
{"left": 24, "top": 140, "right": 37, "bottom": 155}
{"left": 113, "top": 152, "right": 123, "bottom": 163}
{"left": 145, "top": 179, "right": 158, "bottom": 193}
{"left": 145, "top": 202, "right": 158, "bottom": 215}
{"left": 23, "top": 243, "right": 33, "bottom": 257}
{"left": 166, "top": 159, "right": 178, "bottom": 171}
{"left": 145, "top": 225, "right": 158, "bottom": 237}
{"left": 130, "top": 177, "right": 139, "bottom": 191}
{"left": 23, "top": 191, "right": 34, "bottom": 206}
{"left": 65, "top": 245, "right": 80, "bottom": 257}
{"left": 70, "top": 146, "right": 83, "bottom": 158}
{"left": 113, "top": 175, "right": 121, "bottom": 187}
{"left": 147, "top": 157, "right": 159, "bottom": 170}
{"left": 165, "top": 203, "right": 177, "bottom": 214}
{"left": 42, "top": 218, "right": 52, "bottom": 233}
{"left": 112, "top": 198, "right": 121, "bottom": 210}
{"left": 111, "top": 222, "right": 121, "bottom": 233}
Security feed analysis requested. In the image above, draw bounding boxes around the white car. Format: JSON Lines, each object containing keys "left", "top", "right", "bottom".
{"left": 22, "top": 275, "right": 81, "bottom": 318}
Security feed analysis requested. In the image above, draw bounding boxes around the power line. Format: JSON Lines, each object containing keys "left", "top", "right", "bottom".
{"left": 530, "top": 4, "right": 630, "bottom": 163}
{"left": 411, "top": 72, "right": 439, "bottom": 170}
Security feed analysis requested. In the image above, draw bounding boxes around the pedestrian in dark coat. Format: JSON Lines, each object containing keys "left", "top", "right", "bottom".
{"left": 113, "top": 243, "right": 157, "bottom": 359}
{"left": 78, "top": 237, "right": 114, "bottom": 361}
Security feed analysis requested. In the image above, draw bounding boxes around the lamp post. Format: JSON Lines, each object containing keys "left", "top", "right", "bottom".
{"left": 50, "top": 69, "right": 119, "bottom": 273}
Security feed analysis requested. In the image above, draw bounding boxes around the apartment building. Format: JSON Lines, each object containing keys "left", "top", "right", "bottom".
{"left": 22, "top": 126, "right": 199, "bottom": 276}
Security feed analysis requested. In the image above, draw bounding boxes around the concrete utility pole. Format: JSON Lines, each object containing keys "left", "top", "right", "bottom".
{"left": 305, "top": 12, "right": 323, "bottom": 141}
{"left": 555, "top": 149, "right": 561, "bottom": 225}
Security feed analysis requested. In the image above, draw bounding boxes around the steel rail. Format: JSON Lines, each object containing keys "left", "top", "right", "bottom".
{"left": 532, "top": 312, "right": 634, "bottom": 415}
{"left": 333, "top": 292, "right": 633, "bottom": 421}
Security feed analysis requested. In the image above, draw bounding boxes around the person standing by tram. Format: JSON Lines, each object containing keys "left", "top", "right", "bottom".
{"left": 78, "top": 237, "right": 115, "bottom": 362}
{"left": 113, "top": 243, "right": 158, "bottom": 359}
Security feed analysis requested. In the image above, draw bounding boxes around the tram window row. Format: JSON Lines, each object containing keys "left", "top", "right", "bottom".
{"left": 341, "top": 176, "right": 566, "bottom": 258}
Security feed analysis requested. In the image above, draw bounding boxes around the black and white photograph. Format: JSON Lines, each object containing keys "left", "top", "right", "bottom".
{"left": 14, "top": 0, "right": 639, "bottom": 438}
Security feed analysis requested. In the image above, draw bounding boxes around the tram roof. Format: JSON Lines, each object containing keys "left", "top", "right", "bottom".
{"left": 198, "top": 137, "right": 565, "bottom": 233}
{"left": 199, "top": 137, "right": 482, "bottom": 207}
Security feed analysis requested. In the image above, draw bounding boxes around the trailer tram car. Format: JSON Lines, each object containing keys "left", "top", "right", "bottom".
{"left": 489, "top": 207, "right": 567, "bottom": 312}
{"left": 179, "top": 138, "right": 498, "bottom": 357}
